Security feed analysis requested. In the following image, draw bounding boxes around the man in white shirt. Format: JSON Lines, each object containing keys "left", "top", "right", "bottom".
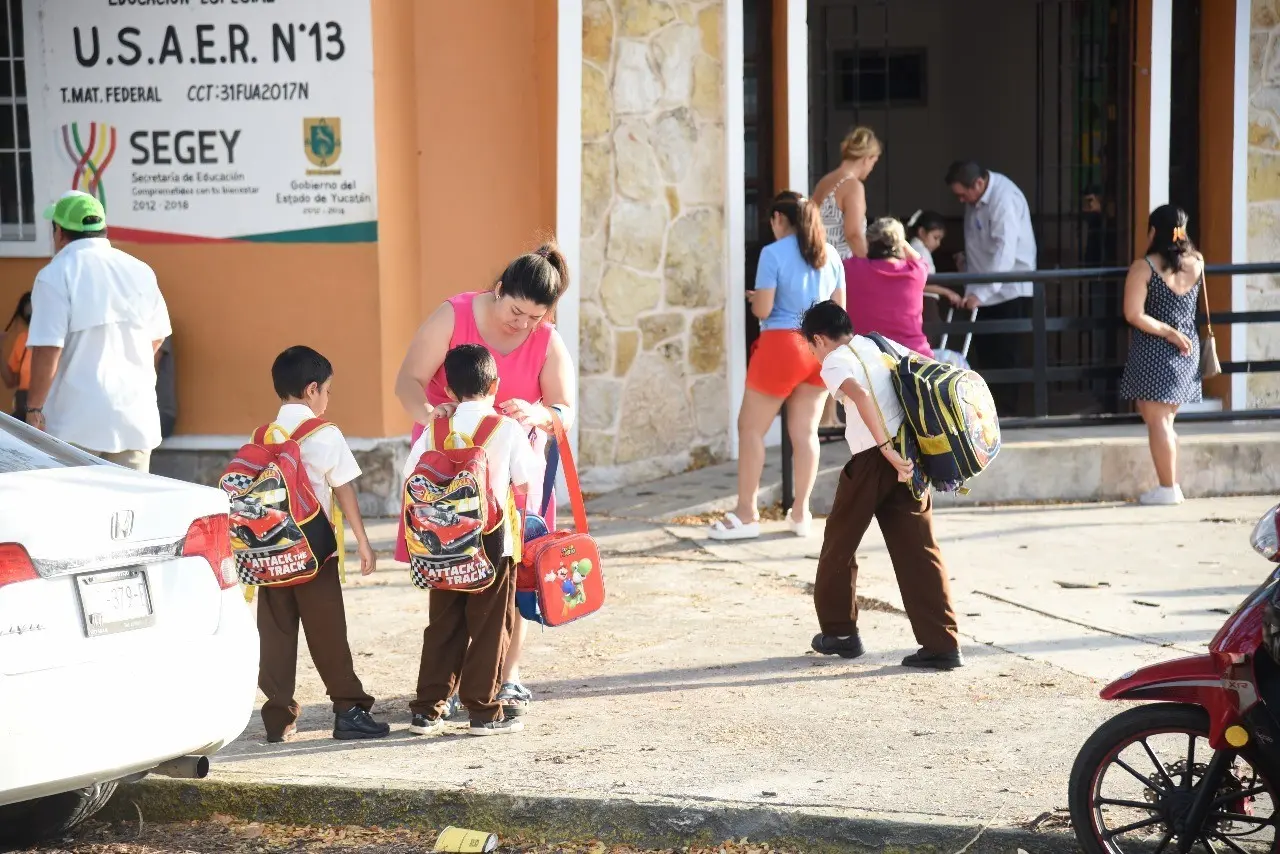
{"left": 25, "top": 191, "right": 171, "bottom": 471}
{"left": 946, "top": 161, "right": 1038, "bottom": 415}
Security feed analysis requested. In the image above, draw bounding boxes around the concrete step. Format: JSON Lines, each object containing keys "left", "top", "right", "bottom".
{"left": 587, "top": 420, "right": 1280, "bottom": 520}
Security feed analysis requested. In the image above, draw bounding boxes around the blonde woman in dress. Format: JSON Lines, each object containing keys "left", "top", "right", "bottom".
{"left": 812, "top": 126, "right": 881, "bottom": 260}
{"left": 812, "top": 127, "right": 881, "bottom": 427}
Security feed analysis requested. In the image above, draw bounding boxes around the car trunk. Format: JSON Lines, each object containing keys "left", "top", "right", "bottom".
{"left": 0, "top": 465, "right": 230, "bottom": 676}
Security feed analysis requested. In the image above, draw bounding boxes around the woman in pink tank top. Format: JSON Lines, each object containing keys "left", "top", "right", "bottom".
{"left": 394, "top": 242, "right": 576, "bottom": 717}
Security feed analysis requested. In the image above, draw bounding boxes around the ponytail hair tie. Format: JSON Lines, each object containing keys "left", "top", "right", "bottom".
{"left": 1172, "top": 226, "right": 1187, "bottom": 242}
{"left": 906, "top": 209, "right": 922, "bottom": 228}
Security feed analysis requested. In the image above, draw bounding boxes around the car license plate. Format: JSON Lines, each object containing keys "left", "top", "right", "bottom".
{"left": 76, "top": 568, "right": 155, "bottom": 637}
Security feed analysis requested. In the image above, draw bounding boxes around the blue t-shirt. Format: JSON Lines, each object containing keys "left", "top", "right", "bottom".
{"left": 755, "top": 235, "right": 845, "bottom": 331}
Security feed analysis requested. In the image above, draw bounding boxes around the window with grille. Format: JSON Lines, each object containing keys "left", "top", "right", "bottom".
{"left": 0, "top": 0, "right": 36, "bottom": 246}
{"left": 832, "top": 49, "right": 928, "bottom": 108}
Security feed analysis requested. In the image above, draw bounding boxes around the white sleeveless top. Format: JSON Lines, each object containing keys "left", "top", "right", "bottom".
{"left": 819, "top": 176, "right": 866, "bottom": 260}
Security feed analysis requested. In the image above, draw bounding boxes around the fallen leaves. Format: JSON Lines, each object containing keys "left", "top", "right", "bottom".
{"left": 29, "top": 820, "right": 815, "bottom": 854}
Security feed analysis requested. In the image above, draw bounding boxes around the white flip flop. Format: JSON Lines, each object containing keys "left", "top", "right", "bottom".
{"left": 707, "top": 512, "right": 760, "bottom": 541}
{"left": 785, "top": 508, "right": 812, "bottom": 538}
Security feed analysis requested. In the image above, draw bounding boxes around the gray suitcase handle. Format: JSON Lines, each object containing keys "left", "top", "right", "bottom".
{"left": 938, "top": 306, "right": 978, "bottom": 359}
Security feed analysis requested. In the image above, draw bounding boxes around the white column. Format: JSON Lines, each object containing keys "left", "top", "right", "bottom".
{"left": 725, "top": 0, "right": 746, "bottom": 459}
{"left": 1231, "top": 0, "right": 1250, "bottom": 409}
{"left": 1148, "top": 0, "right": 1173, "bottom": 210}
{"left": 785, "top": 0, "right": 809, "bottom": 193}
{"left": 557, "top": 0, "right": 583, "bottom": 444}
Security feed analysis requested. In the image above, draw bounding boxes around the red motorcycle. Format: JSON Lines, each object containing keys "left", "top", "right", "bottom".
{"left": 1070, "top": 501, "right": 1280, "bottom": 854}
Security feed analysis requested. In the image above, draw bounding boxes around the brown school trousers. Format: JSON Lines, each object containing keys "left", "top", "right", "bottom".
{"left": 257, "top": 556, "right": 374, "bottom": 739}
{"left": 813, "top": 447, "right": 960, "bottom": 653}
{"left": 410, "top": 557, "right": 517, "bottom": 724}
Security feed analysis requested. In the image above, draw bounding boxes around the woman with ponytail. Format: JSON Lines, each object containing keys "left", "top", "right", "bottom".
{"left": 395, "top": 240, "right": 576, "bottom": 722}
{"left": 710, "top": 191, "right": 845, "bottom": 541}
{"left": 1119, "top": 204, "right": 1206, "bottom": 506}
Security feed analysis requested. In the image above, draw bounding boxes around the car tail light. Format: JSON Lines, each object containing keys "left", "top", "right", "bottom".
{"left": 1252, "top": 503, "right": 1280, "bottom": 563}
{"left": 183, "top": 514, "right": 239, "bottom": 590}
{"left": 0, "top": 543, "right": 38, "bottom": 589}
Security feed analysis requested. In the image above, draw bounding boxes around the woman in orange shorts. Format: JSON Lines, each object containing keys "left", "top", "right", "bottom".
{"left": 709, "top": 192, "right": 846, "bottom": 541}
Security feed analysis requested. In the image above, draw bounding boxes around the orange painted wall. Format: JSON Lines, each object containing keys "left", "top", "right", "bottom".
{"left": 0, "top": 0, "right": 559, "bottom": 439}
{"left": 413, "top": 2, "right": 558, "bottom": 321}
{"left": 1198, "top": 4, "right": 1236, "bottom": 406}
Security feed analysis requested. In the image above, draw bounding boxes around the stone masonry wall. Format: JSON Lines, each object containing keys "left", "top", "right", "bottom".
{"left": 1249, "top": 0, "right": 1280, "bottom": 406}
{"left": 578, "top": 0, "right": 727, "bottom": 492}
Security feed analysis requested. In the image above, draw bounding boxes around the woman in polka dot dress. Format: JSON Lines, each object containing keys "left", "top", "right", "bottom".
{"left": 1119, "top": 204, "right": 1205, "bottom": 506}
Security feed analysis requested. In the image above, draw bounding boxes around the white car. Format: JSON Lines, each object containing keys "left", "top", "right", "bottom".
{"left": 0, "top": 414, "right": 258, "bottom": 846}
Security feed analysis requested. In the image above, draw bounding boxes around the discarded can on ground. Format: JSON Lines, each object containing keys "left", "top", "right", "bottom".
{"left": 433, "top": 826, "right": 499, "bottom": 853}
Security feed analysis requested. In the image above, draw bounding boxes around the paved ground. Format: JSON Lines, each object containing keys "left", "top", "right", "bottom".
{"left": 584, "top": 422, "right": 1280, "bottom": 517}
{"left": 192, "top": 495, "right": 1277, "bottom": 833}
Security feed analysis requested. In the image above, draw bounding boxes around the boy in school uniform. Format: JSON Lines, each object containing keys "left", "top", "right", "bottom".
{"left": 257, "top": 346, "right": 391, "bottom": 742}
{"left": 798, "top": 301, "right": 963, "bottom": 670}
{"left": 407, "top": 343, "right": 540, "bottom": 737}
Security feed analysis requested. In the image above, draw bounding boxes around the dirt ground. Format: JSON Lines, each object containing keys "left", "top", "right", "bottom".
{"left": 21, "top": 818, "right": 803, "bottom": 854}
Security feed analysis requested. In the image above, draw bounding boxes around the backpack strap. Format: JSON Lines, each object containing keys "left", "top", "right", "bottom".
{"left": 548, "top": 412, "right": 589, "bottom": 536}
{"left": 866, "top": 332, "right": 895, "bottom": 357}
{"left": 431, "top": 416, "right": 452, "bottom": 451}
{"left": 290, "top": 417, "right": 332, "bottom": 443}
{"left": 471, "top": 414, "right": 503, "bottom": 447}
{"left": 252, "top": 424, "right": 271, "bottom": 445}
{"left": 846, "top": 343, "right": 895, "bottom": 446}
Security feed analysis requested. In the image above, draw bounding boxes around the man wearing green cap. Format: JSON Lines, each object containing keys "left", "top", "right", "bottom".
{"left": 24, "top": 191, "right": 171, "bottom": 472}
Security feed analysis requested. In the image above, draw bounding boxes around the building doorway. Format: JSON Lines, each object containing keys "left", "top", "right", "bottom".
{"left": 804, "top": 0, "right": 1135, "bottom": 416}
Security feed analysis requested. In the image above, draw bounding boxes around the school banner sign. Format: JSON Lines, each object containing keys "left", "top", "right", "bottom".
{"left": 25, "top": 0, "right": 377, "bottom": 243}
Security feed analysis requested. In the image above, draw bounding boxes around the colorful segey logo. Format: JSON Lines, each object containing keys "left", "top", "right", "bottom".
{"left": 59, "top": 122, "right": 117, "bottom": 211}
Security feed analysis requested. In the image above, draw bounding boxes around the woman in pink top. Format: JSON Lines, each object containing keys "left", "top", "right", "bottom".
{"left": 394, "top": 241, "right": 576, "bottom": 719}
{"left": 844, "top": 217, "right": 935, "bottom": 358}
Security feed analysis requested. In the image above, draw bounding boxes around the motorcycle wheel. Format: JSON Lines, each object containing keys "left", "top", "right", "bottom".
{"left": 1069, "top": 703, "right": 1279, "bottom": 854}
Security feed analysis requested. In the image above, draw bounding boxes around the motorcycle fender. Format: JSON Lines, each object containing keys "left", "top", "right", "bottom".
{"left": 1102, "top": 654, "right": 1242, "bottom": 749}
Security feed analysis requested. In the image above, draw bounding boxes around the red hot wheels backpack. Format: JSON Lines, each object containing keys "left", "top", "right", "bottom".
{"left": 219, "top": 419, "right": 338, "bottom": 588}
{"left": 518, "top": 414, "right": 605, "bottom": 627}
{"left": 402, "top": 415, "right": 504, "bottom": 593}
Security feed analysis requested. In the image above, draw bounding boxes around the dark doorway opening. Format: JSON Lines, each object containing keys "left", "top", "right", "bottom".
{"left": 743, "top": 0, "right": 777, "bottom": 361}
{"left": 805, "top": 0, "right": 1135, "bottom": 416}
{"left": 1168, "top": 0, "right": 1201, "bottom": 241}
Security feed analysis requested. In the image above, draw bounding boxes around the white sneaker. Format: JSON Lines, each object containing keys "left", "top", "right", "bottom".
{"left": 1139, "top": 485, "right": 1184, "bottom": 506}
{"left": 785, "top": 508, "right": 812, "bottom": 537}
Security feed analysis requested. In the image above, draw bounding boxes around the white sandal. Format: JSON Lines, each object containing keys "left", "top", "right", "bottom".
{"left": 707, "top": 512, "right": 760, "bottom": 541}
{"left": 786, "top": 508, "right": 812, "bottom": 538}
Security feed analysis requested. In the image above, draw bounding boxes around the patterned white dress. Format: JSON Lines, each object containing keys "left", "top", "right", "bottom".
{"left": 1119, "top": 259, "right": 1203, "bottom": 405}
{"left": 819, "top": 176, "right": 865, "bottom": 261}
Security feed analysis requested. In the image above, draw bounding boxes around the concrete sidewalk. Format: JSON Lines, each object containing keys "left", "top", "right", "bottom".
{"left": 585, "top": 421, "right": 1280, "bottom": 516}
{"left": 106, "top": 495, "right": 1279, "bottom": 850}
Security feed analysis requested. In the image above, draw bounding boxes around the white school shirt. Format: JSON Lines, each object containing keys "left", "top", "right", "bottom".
{"left": 402, "top": 401, "right": 542, "bottom": 555}
{"left": 909, "top": 238, "right": 936, "bottom": 276}
{"left": 271, "top": 403, "right": 361, "bottom": 522}
{"left": 962, "top": 171, "right": 1038, "bottom": 307}
{"left": 26, "top": 238, "right": 171, "bottom": 453}
{"left": 819, "top": 336, "right": 907, "bottom": 457}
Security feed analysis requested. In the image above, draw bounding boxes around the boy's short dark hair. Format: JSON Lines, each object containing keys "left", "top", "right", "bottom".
{"left": 444, "top": 343, "right": 498, "bottom": 400}
{"left": 272, "top": 345, "right": 334, "bottom": 399}
{"left": 800, "top": 300, "right": 854, "bottom": 343}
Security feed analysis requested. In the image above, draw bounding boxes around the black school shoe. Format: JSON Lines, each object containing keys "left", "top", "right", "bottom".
{"left": 901, "top": 648, "right": 965, "bottom": 670}
{"left": 332, "top": 706, "right": 391, "bottom": 740}
{"left": 811, "top": 632, "right": 866, "bottom": 659}
{"left": 469, "top": 717, "right": 524, "bottom": 737}
{"left": 408, "top": 714, "right": 445, "bottom": 736}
